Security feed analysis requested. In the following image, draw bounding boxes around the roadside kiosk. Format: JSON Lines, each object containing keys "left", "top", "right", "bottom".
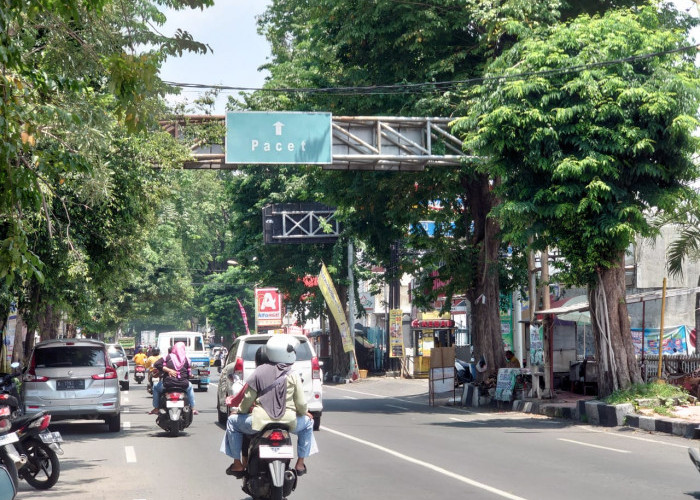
{"left": 410, "top": 315, "right": 456, "bottom": 377}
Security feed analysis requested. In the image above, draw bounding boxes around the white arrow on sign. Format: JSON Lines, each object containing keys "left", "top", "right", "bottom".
{"left": 273, "top": 121, "right": 285, "bottom": 136}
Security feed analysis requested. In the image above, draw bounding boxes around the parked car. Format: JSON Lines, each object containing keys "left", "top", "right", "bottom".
{"left": 107, "top": 343, "right": 130, "bottom": 391}
{"left": 22, "top": 339, "right": 121, "bottom": 432}
{"left": 217, "top": 333, "right": 323, "bottom": 430}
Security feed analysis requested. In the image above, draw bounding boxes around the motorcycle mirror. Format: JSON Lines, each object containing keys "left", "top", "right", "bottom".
{"left": 0, "top": 465, "right": 16, "bottom": 500}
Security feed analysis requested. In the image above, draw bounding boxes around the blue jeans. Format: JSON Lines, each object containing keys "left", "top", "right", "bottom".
{"left": 152, "top": 381, "right": 196, "bottom": 409}
{"left": 224, "top": 414, "right": 315, "bottom": 460}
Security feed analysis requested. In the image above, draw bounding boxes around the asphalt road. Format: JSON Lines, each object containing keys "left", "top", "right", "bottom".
{"left": 13, "top": 375, "right": 700, "bottom": 500}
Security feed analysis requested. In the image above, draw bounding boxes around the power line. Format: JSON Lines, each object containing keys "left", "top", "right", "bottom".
{"left": 163, "top": 43, "right": 700, "bottom": 96}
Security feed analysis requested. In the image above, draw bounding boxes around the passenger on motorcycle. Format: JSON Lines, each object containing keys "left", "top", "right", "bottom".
{"left": 149, "top": 342, "right": 198, "bottom": 415}
{"left": 145, "top": 347, "right": 162, "bottom": 385}
{"left": 224, "top": 335, "right": 316, "bottom": 478}
{"left": 133, "top": 348, "right": 147, "bottom": 367}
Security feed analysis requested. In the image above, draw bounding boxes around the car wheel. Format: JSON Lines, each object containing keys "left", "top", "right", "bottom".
{"left": 312, "top": 412, "right": 321, "bottom": 431}
{"left": 106, "top": 413, "right": 121, "bottom": 432}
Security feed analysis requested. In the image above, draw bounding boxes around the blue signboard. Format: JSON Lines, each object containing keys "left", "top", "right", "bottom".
{"left": 225, "top": 112, "right": 332, "bottom": 164}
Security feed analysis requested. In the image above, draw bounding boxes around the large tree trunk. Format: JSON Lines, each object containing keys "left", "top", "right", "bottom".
{"left": 588, "top": 253, "right": 643, "bottom": 397}
{"left": 464, "top": 173, "right": 505, "bottom": 379}
{"left": 328, "top": 284, "right": 352, "bottom": 378}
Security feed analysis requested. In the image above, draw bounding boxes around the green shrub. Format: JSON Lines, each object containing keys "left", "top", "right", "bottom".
{"left": 605, "top": 382, "right": 689, "bottom": 405}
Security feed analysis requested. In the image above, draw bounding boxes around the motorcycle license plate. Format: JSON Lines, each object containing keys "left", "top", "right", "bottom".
{"left": 0, "top": 432, "right": 18, "bottom": 446}
{"left": 39, "top": 431, "right": 63, "bottom": 444}
{"left": 259, "top": 445, "right": 293, "bottom": 459}
{"left": 166, "top": 400, "right": 185, "bottom": 408}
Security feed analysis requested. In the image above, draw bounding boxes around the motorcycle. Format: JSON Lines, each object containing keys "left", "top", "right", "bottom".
{"left": 236, "top": 424, "right": 298, "bottom": 500}
{"left": 12, "top": 411, "right": 62, "bottom": 490}
{"left": 134, "top": 365, "right": 146, "bottom": 384}
{"left": 0, "top": 363, "right": 24, "bottom": 488}
{"left": 147, "top": 372, "right": 160, "bottom": 395}
{"left": 155, "top": 390, "right": 193, "bottom": 437}
{"left": 0, "top": 393, "right": 21, "bottom": 489}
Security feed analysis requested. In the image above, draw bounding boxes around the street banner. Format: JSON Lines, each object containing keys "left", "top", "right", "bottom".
{"left": 236, "top": 298, "right": 251, "bottom": 336}
{"left": 317, "top": 263, "right": 354, "bottom": 353}
{"left": 255, "top": 288, "right": 283, "bottom": 328}
{"left": 389, "top": 309, "right": 404, "bottom": 358}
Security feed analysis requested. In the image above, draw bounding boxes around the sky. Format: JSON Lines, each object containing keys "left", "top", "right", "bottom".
{"left": 160, "top": 1, "right": 271, "bottom": 114}
{"left": 159, "top": 1, "right": 699, "bottom": 115}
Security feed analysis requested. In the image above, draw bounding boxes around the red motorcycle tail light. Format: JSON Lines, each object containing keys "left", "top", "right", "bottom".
{"left": 268, "top": 430, "right": 286, "bottom": 445}
{"left": 167, "top": 392, "right": 184, "bottom": 401}
{"left": 0, "top": 407, "right": 10, "bottom": 417}
{"left": 0, "top": 419, "right": 11, "bottom": 433}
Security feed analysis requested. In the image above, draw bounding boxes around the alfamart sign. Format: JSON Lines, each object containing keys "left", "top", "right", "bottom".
{"left": 225, "top": 112, "right": 332, "bottom": 164}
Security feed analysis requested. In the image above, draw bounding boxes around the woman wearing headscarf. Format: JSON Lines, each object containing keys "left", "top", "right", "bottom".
{"left": 149, "top": 341, "right": 198, "bottom": 415}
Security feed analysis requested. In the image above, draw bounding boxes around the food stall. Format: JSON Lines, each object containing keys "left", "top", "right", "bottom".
{"left": 410, "top": 315, "right": 456, "bottom": 378}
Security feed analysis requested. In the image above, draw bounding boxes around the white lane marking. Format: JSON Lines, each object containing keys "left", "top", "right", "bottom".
{"left": 323, "top": 426, "right": 528, "bottom": 500}
{"left": 122, "top": 421, "right": 131, "bottom": 430}
{"left": 122, "top": 396, "right": 129, "bottom": 404}
{"left": 450, "top": 417, "right": 485, "bottom": 425}
{"left": 125, "top": 446, "right": 137, "bottom": 463}
{"left": 581, "top": 426, "right": 691, "bottom": 449}
{"left": 209, "top": 382, "right": 218, "bottom": 388}
{"left": 343, "top": 396, "right": 358, "bottom": 400}
{"left": 123, "top": 408, "right": 130, "bottom": 413}
{"left": 558, "top": 438, "right": 630, "bottom": 453}
{"left": 386, "top": 404, "right": 410, "bottom": 411}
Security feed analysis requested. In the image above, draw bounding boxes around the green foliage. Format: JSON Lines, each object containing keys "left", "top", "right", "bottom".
{"left": 605, "top": 382, "right": 691, "bottom": 406}
{"left": 457, "top": 4, "right": 700, "bottom": 287}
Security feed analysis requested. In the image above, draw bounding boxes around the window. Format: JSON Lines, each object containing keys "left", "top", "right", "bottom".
{"left": 35, "top": 346, "right": 106, "bottom": 368}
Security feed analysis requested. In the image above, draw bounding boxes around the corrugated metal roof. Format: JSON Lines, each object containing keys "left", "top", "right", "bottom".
{"left": 535, "top": 286, "right": 700, "bottom": 315}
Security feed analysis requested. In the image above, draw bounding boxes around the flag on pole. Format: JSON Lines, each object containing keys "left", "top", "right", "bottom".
{"left": 236, "top": 298, "right": 251, "bottom": 336}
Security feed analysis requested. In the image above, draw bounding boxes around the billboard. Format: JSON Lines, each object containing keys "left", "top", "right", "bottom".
{"left": 255, "top": 288, "right": 283, "bottom": 327}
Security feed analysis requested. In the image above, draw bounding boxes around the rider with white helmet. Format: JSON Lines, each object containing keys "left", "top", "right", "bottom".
{"left": 223, "top": 335, "right": 316, "bottom": 478}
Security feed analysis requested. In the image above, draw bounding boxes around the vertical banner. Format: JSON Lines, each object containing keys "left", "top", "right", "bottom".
{"left": 255, "top": 288, "right": 283, "bottom": 328}
{"left": 389, "top": 309, "right": 404, "bottom": 358}
{"left": 236, "top": 298, "right": 251, "bottom": 336}
{"left": 317, "top": 263, "right": 354, "bottom": 353}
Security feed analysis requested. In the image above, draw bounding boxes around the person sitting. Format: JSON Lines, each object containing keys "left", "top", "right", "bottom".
{"left": 223, "top": 335, "right": 315, "bottom": 478}
{"left": 133, "top": 348, "right": 147, "bottom": 367}
{"left": 505, "top": 350, "right": 521, "bottom": 368}
{"left": 149, "top": 342, "right": 198, "bottom": 415}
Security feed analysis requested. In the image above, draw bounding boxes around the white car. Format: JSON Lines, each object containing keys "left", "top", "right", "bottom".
{"left": 217, "top": 334, "right": 323, "bottom": 430}
{"left": 107, "top": 343, "right": 130, "bottom": 391}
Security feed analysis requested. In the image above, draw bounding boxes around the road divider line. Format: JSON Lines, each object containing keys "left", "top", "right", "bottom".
{"left": 558, "top": 438, "right": 630, "bottom": 453}
{"left": 343, "top": 396, "right": 358, "bottom": 400}
{"left": 123, "top": 421, "right": 131, "bottom": 430}
{"left": 386, "top": 404, "right": 410, "bottom": 411}
{"left": 323, "top": 426, "right": 529, "bottom": 500}
{"left": 125, "top": 445, "right": 137, "bottom": 463}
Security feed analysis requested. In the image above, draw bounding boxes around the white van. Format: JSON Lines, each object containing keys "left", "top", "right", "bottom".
{"left": 157, "top": 331, "right": 210, "bottom": 391}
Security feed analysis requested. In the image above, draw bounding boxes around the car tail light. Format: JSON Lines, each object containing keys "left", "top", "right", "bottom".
{"left": 311, "top": 357, "right": 321, "bottom": 380}
{"left": 167, "top": 392, "right": 184, "bottom": 402}
{"left": 233, "top": 357, "right": 244, "bottom": 379}
{"left": 115, "top": 359, "right": 128, "bottom": 367}
{"left": 93, "top": 366, "right": 118, "bottom": 380}
{"left": 24, "top": 355, "right": 49, "bottom": 382}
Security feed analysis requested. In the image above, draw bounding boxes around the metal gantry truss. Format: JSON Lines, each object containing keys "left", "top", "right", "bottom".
{"left": 159, "top": 115, "right": 471, "bottom": 171}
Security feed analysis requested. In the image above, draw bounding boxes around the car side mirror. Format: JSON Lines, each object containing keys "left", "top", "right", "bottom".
{"left": 0, "top": 465, "right": 16, "bottom": 499}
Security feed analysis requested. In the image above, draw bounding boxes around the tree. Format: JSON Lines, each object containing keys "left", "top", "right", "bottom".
{"left": 457, "top": 4, "right": 700, "bottom": 395}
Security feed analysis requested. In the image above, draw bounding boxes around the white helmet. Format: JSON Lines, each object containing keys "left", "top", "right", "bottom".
{"left": 266, "top": 335, "right": 299, "bottom": 364}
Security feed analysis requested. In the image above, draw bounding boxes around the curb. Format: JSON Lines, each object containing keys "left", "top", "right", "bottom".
{"left": 510, "top": 398, "right": 700, "bottom": 439}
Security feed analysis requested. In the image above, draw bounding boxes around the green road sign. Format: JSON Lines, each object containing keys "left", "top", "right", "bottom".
{"left": 225, "top": 112, "right": 332, "bottom": 164}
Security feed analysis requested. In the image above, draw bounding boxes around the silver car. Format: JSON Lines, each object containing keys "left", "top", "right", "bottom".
{"left": 22, "top": 339, "right": 121, "bottom": 432}
{"left": 217, "top": 334, "right": 323, "bottom": 430}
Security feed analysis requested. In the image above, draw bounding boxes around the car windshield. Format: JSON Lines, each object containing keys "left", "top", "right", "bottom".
{"left": 35, "top": 346, "right": 106, "bottom": 368}
{"left": 242, "top": 338, "right": 312, "bottom": 362}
